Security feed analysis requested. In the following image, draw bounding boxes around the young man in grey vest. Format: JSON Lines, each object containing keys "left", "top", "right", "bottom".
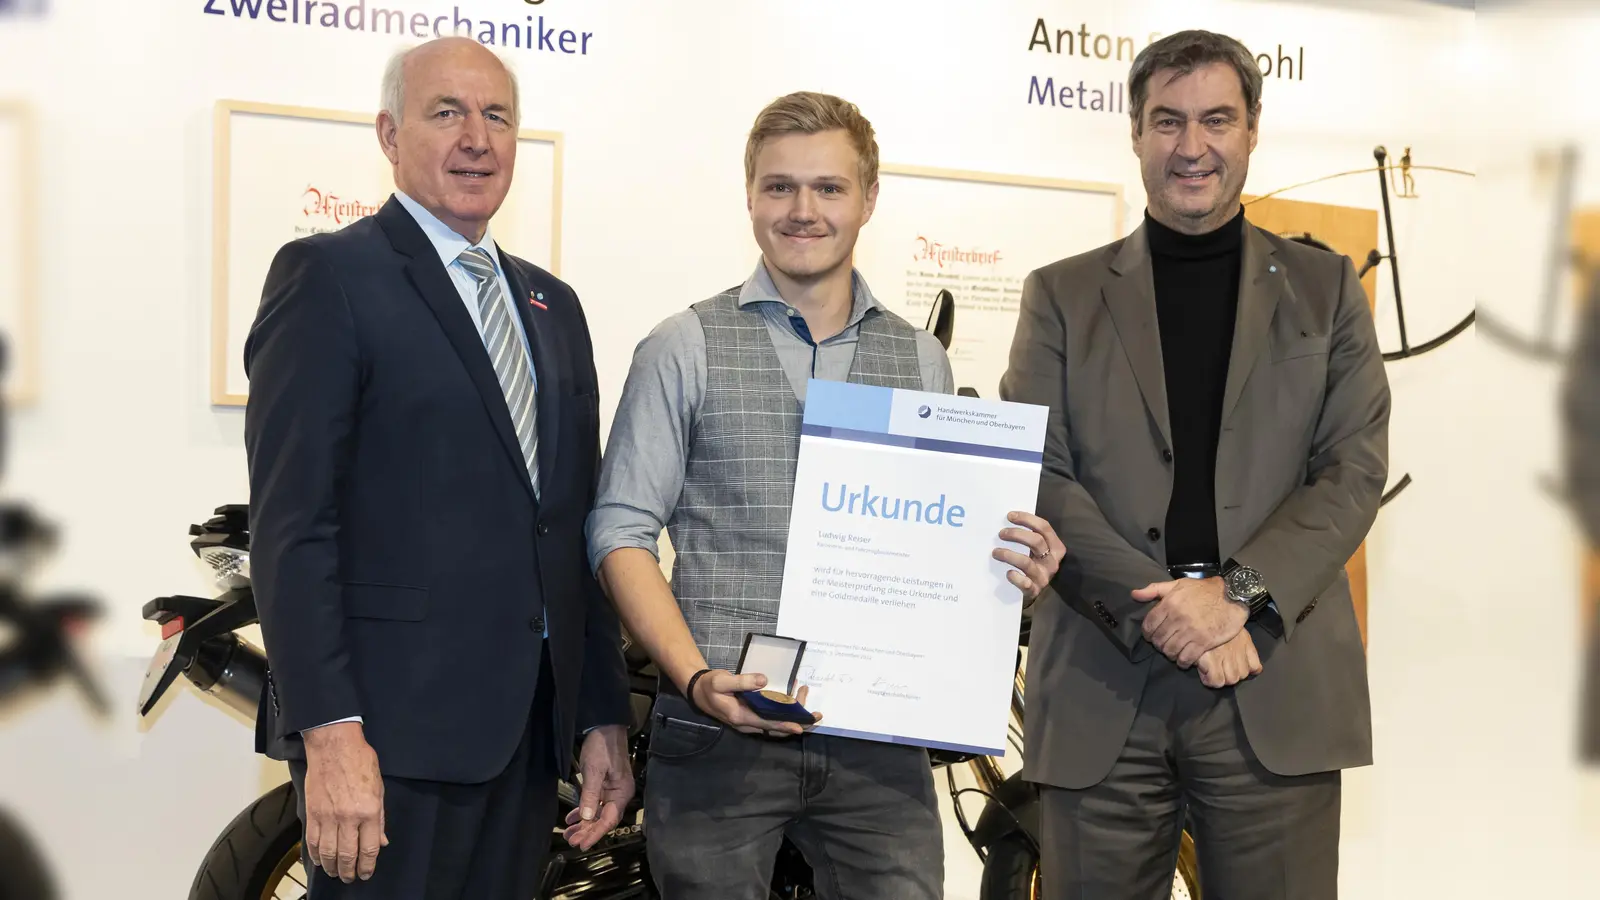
{"left": 584, "top": 91, "right": 1066, "bottom": 899}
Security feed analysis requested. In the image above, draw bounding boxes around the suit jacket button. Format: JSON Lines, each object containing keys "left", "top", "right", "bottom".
{"left": 537, "top": 522, "right": 550, "bottom": 537}
{"left": 1146, "top": 527, "right": 1161, "bottom": 541}
{"left": 530, "top": 616, "right": 545, "bottom": 632}
{"left": 1162, "top": 449, "right": 1173, "bottom": 462}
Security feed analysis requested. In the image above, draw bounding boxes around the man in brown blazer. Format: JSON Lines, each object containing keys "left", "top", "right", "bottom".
{"left": 1000, "top": 30, "right": 1391, "bottom": 899}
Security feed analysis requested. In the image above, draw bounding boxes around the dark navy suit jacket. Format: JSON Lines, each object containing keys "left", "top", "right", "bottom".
{"left": 243, "top": 195, "right": 629, "bottom": 783}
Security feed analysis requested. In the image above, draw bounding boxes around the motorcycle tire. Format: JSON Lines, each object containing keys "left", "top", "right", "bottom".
{"left": 0, "top": 805, "right": 57, "bottom": 900}
{"left": 977, "top": 830, "right": 1203, "bottom": 900}
{"left": 976, "top": 833, "right": 1035, "bottom": 900}
{"left": 187, "top": 780, "right": 305, "bottom": 900}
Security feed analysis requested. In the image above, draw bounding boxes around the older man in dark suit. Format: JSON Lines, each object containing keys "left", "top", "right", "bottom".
{"left": 243, "top": 36, "right": 632, "bottom": 899}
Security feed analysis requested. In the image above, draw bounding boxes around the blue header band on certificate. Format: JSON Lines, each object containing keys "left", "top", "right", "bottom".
{"left": 803, "top": 379, "right": 894, "bottom": 433}
{"left": 802, "top": 424, "right": 1044, "bottom": 464}
{"left": 803, "top": 378, "right": 1048, "bottom": 456}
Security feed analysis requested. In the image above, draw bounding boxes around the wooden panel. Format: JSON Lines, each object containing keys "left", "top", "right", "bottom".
{"left": 1578, "top": 207, "right": 1600, "bottom": 641}
{"left": 1584, "top": 552, "right": 1599, "bottom": 637}
{"left": 1344, "top": 544, "right": 1370, "bottom": 648}
{"left": 1241, "top": 194, "right": 1380, "bottom": 313}
{"left": 1241, "top": 194, "right": 1380, "bottom": 646}
{"left": 1572, "top": 208, "right": 1600, "bottom": 302}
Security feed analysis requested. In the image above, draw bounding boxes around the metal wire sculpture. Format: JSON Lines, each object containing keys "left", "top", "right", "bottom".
{"left": 1246, "top": 146, "right": 1477, "bottom": 363}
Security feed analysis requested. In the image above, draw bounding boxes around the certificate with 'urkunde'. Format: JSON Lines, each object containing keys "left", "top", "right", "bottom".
{"left": 774, "top": 379, "right": 1048, "bottom": 755}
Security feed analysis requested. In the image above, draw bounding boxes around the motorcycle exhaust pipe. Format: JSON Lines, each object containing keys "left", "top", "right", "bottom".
{"left": 185, "top": 633, "right": 266, "bottom": 721}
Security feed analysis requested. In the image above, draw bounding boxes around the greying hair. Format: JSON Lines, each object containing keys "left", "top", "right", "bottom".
{"left": 1127, "top": 30, "right": 1262, "bottom": 133}
{"left": 744, "top": 91, "right": 880, "bottom": 189}
{"left": 380, "top": 39, "right": 521, "bottom": 125}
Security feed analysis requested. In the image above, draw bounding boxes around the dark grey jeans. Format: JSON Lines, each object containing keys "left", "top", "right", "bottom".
{"left": 643, "top": 690, "right": 945, "bottom": 900}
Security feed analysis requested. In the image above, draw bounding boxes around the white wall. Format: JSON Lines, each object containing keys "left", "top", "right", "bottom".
{"left": 4, "top": 2, "right": 1586, "bottom": 899}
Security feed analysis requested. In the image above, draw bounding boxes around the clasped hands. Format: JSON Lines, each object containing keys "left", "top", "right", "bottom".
{"left": 1133, "top": 576, "right": 1262, "bottom": 688}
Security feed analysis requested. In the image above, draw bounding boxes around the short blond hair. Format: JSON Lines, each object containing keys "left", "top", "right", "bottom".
{"left": 743, "top": 91, "right": 880, "bottom": 190}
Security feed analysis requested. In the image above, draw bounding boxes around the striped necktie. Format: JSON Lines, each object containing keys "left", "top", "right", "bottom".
{"left": 457, "top": 247, "right": 540, "bottom": 499}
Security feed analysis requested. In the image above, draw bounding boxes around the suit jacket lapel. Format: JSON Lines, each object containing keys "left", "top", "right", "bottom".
{"left": 1220, "top": 223, "right": 1285, "bottom": 425}
{"left": 499, "top": 255, "right": 561, "bottom": 497}
{"left": 1102, "top": 223, "right": 1173, "bottom": 450}
{"left": 374, "top": 198, "right": 539, "bottom": 504}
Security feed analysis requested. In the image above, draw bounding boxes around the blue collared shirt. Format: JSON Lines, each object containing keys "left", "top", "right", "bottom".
{"left": 584, "top": 259, "right": 954, "bottom": 575}
{"left": 392, "top": 191, "right": 537, "bottom": 390}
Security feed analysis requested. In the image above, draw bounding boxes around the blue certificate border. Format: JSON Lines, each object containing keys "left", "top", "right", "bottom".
{"left": 796, "top": 377, "right": 1031, "bottom": 760}
{"left": 809, "top": 724, "right": 1005, "bottom": 757}
{"left": 801, "top": 424, "right": 1043, "bottom": 464}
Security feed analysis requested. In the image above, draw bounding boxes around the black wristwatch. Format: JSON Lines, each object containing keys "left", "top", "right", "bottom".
{"left": 1221, "top": 558, "right": 1273, "bottom": 618}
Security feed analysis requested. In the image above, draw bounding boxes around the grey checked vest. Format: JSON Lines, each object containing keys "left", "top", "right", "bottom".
{"left": 668, "top": 288, "right": 925, "bottom": 671}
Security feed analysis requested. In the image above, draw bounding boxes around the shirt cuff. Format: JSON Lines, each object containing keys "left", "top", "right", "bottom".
{"left": 585, "top": 507, "right": 666, "bottom": 576}
{"left": 301, "top": 716, "right": 363, "bottom": 733}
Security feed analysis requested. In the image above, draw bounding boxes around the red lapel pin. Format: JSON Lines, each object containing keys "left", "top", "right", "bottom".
{"left": 529, "top": 290, "right": 548, "bottom": 311}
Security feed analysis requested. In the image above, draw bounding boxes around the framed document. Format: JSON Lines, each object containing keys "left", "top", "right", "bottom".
{"left": 209, "top": 100, "right": 563, "bottom": 406}
{"left": 0, "top": 100, "right": 37, "bottom": 405}
{"left": 774, "top": 379, "right": 1047, "bottom": 755}
{"left": 854, "top": 164, "right": 1123, "bottom": 400}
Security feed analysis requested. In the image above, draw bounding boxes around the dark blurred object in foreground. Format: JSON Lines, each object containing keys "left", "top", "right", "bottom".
{"left": 1562, "top": 266, "right": 1600, "bottom": 764}
{"left": 0, "top": 503, "right": 107, "bottom": 716}
{"left": 0, "top": 327, "right": 103, "bottom": 716}
{"left": 0, "top": 330, "right": 102, "bottom": 899}
{"left": 0, "top": 803, "right": 55, "bottom": 900}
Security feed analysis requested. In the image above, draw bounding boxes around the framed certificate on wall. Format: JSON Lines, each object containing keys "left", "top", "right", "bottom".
{"left": 853, "top": 164, "right": 1123, "bottom": 402}
{"left": 209, "top": 100, "right": 563, "bottom": 406}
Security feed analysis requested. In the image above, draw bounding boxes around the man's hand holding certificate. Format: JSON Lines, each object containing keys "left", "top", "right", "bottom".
{"left": 773, "top": 380, "right": 1056, "bottom": 755}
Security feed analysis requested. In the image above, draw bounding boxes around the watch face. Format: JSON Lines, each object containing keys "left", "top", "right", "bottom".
{"left": 1228, "top": 567, "right": 1265, "bottom": 599}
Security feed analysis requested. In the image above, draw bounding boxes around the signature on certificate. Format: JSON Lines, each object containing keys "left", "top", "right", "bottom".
{"left": 796, "top": 666, "right": 855, "bottom": 686}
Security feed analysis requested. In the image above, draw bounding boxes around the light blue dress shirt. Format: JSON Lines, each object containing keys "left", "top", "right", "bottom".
{"left": 392, "top": 191, "right": 538, "bottom": 388}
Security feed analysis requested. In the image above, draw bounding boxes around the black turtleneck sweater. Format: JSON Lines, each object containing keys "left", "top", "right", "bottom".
{"left": 1147, "top": 206, "right": 1244, "bottom": 567}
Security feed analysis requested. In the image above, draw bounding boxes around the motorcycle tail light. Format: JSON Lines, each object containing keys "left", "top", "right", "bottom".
{"left": 198, "top": 547, "right": 251, "bottom": 590}
{"left": 161, "top": 616, "right": 185, "bottom": 639}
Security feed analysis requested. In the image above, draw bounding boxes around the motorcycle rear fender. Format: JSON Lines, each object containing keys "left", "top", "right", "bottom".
{"left": 141, "top": 594, "right": 226, "bottom": 629}
{"left": 970, "top": 771, "right": 1041, "bottom": 853}
{"left": 136, "top": 589, "right": 258, "bottom": 718}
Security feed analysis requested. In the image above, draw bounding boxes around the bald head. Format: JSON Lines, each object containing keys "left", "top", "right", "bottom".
{"left": 381, "top": 37, "right": 520, "bottom": 127}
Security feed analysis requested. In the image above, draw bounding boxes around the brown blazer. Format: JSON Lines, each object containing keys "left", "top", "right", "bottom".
{"left": 1000, "top": 218, "right": 1391, "bottom": 789}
